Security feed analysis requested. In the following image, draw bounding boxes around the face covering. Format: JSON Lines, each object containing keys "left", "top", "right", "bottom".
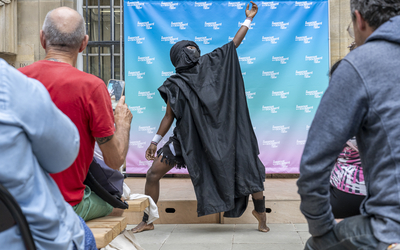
{"left": 170, "top": 40, "right": 201, "bottom": 72}
{"left": 186, "top": 47, "right": 200, "bottom": 58}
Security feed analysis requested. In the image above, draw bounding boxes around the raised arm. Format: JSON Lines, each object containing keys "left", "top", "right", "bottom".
{"left": 145, "top": 101, "right": 175, "bottom": 161}
{"left": 232, "top": 1, "right": 258, "bottom": 48}
{"left": 97, "top": 96, "right": 133, "bottom": 170}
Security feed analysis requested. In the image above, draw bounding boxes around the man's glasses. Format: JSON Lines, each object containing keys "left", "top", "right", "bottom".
{"left": 347, "top": 22, "right": 355, "bottom": 39}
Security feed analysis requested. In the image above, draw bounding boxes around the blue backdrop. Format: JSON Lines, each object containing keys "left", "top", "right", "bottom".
{"left": 124, "top": 0, "right": 330, "bottom": 174}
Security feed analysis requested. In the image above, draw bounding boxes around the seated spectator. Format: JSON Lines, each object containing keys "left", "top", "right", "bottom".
{"left": 330, "top": 137, "right": 366, "bottom": 218}
{"left": 297, "top": 0, "right": 400, "bottom": 249}
{"left": 19, "top": 7, "right": 133, "bottom": 221}
{"left": 0, "top": 59, "right": 95, "bottom": 249}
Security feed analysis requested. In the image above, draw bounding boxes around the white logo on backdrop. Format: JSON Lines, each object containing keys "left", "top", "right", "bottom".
{"left": 272, "top": 91, "right": 289, "bottom": 99}
{"left": 205, "top": 22, "right": 222, "bottom": 30}
{"left": 262, "top": 71, "right": 279, "bottom": 79}
{"left": 272, "top": 21, "right": 289, "bottom": 29}
{"left": 139, "top": 126, "right": 156, "bottom": 133}
{"left": 138, "top": 56, "right": 155, "bottom": 64}
{"left": 128, "top": 36, "right": 145, "bottom": 44}
{"left": 272, "top": 56, "right": 289, "bottom": 64}
{"left": 262, "top": 105, "right": 280, "bottom": 113}
{"left": 138, "top": 91, "right": 156, "bottom": 99}
{"left": 130, "top": 141, "right": 146, "bottom": 148}
{"left": 228, "top": 2, "right": 246, "bottom": 9}
{"left": 305, "top": 55, "right": 322, "bottom": 63}
{"left": 128, "top": 71, "right": 145, "bottom": 79}
{"left": 162, "top": 71, "right": 175, "bottom": 77}
{"left": 306, "top": 125, "right": 311, "bottom": 131}
{"left": 137, "top": 21, "right": 154, "bottom": 29}
{"left": 263, "top": 140, "right": 280, "bottom": 148}
{"left": 242, "top": 72, "right": 247, "bottom": 76}
{"left": 296, "top": 140, "right": 306, "bottom": 145}
{"left": 296, "top": 1, "right": 312, "bottom": 9}
{"left": 273, "top": 160, "right": 290, "bottom": 168}
{"left": 161, "top": 1, "right": 179, "bottom": 9}
{"left": 129, "top": 106, "right": 146, "bottom": 114}
{"left": 296, "top": 105, "right": 314, "bottom": 113}
{"left": 127, "top": 1, "right": 145, "bottom": 9}
{"left": 262, "top": 2, "right": 279, "bottom": 9}
{"left": 273, "top": 125, "right": 290, "bottom": 133}
{"left": 238, "top": 21, "right": 255, "bottom": 29}
{"left": 239, "top": 56, "right": 256, "bottom": 64}
{"left": 195, "top": 36, "right": 212, "bottom": 44}
{"left": 296, "top": 36, "right": 313, "bottom": 43}
{"left": 162, "top": 106, "right": 166, "bottom": 111}
{"left": 253, "top": 127, "right": 257, "bottom": 130}
{"left": 296, "top": 70, "right": 313, "bottom": 78}
{"left": 161, "top": 36, "right": 179, "bottom": 44}
{"left": 305, "top": 21, "right": 322, "bottom": 29}
{"left": 306, "top": 90, "right": 323, "bottom": 98}
{"left": 171, "top": 22, "right": 188, "bottom": 30}
{"left": 195, "top": 2, "right": 212, "bottom": 9}
{"left": 262, "top": 36, "right": 279, "bottom": 44}
{"left": 139, "top": 160, "right": 152, "bottom": 167}
{"left": 229, "top": 36, "right": 245, "bottom": 44}
{"left": 246, "top": 91, "right": 256, "bottom": 99}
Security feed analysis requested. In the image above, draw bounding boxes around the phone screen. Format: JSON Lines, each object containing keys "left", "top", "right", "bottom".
{"left": 107, "top": 79, "right": 125, "bottom": 109}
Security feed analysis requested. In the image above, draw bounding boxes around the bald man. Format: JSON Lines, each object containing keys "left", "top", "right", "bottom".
{"left": 19, "top": 7, "right": 133, "bottom": 221}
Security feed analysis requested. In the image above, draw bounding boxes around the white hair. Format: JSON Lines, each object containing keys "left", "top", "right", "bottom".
{"left": 42, "top": 9, "right": 86, "bottom": 50}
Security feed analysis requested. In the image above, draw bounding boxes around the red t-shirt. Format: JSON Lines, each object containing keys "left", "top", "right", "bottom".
{"left": 19, "top": 60, "right": 115, "bottom": 206}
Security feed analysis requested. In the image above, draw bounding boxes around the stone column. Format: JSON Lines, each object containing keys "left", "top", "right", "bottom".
{"left": 0, "top": 0, "right": 18, "bottom": 55}
{"left": 0, "top": 0, "right": 76, "bottom": 68}
{"left": 329, "top": 0, "right": 353, "bottom": 66}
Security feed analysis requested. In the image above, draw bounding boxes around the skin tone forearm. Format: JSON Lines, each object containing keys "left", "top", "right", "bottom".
{"left": 232, "top": 1, "right": 258, "bottom": 48}
{"left": 145, "top": 101, "right": 174, "bottom": 160}
{"left": 97, "top": 96, "right": 133, "bottom": 170}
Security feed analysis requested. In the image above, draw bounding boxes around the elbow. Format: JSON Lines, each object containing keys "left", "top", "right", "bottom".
{"left": 104, "top": 156, "right": 125, "bottom": 170}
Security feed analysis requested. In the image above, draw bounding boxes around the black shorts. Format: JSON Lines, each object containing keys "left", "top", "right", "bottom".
{"left": 157, "top": 134, "right": 186, "bottom": 169}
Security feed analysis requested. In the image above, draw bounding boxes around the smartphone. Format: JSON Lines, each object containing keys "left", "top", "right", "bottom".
{"left": 107, "top": 79, "right": 125, "bottom": 109}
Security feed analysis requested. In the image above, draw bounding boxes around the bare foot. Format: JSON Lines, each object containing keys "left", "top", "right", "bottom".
{"left": 131, "top": 221, "right": 154, "bottom": 233}
{"left": 252, "top": 210, "right": 270, "bottom": 233}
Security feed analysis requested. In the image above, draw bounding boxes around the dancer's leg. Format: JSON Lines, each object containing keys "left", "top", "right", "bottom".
{"left": 251, "top": 191, "right": 270, "bottom": 232}
{"left": 131, "top": 156, "right": 174, "bottom": 233}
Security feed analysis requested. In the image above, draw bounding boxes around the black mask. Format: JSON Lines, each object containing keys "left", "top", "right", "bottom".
{"left": 170, "top": 40, "right": 201, "bottom": 73}
{"left": 186, "top": 47, "right": 200, "bottom": 58}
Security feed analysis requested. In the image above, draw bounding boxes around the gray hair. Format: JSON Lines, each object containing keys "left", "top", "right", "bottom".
{"left": 42, "top": 9, "right": 86, "bottom": 51}
{"left": 350, "top": 0, "right": 400, "bottom": 30}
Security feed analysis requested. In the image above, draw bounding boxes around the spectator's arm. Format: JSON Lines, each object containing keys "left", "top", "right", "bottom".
{"left": 297, "top": 59, "right": 368, "bottom": 236}
{"left": 96, "top": 96, "right": 132, "bottom": 170}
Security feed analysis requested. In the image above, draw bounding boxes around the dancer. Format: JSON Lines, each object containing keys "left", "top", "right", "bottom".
{"left": 132, "top": 1, "right": 268, "bottom": 233}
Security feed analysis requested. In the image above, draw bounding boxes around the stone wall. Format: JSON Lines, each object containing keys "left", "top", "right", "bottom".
{"left": 1, "top": 0, "right": 352, "bottom": 68}
{"left": 0, "top": 0, "right": 76, "bottom": 68}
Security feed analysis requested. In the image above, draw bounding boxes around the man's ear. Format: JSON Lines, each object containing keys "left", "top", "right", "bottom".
{"left": 354, "top": 10, "right": 367, "bottom": 32}
{"left": 40, "top": 30, "right": 46, "bottom": 50}
{"left": 79, "top": 35, "right": 89, "bottom": 53}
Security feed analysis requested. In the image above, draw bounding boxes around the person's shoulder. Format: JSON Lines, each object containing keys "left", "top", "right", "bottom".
{"left": 18, "top": 61, "right": 42, "bottom": 74}
{"left": 67, "top": 68, "right": 106, "bottom": 88}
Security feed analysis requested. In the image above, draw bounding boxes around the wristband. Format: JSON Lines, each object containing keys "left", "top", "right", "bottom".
{"left": 151, "top": 141, "right": 158, "bottom": 146}
{"left": 152, "top": 134, "right": 163, "bottom": 144}
{"left": 242, "top": 18, "right": 252, "bottom": 28}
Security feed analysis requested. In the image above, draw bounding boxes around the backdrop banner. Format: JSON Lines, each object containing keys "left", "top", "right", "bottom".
{"left": 124, "top": 0, "right": 329, "bottom": 174}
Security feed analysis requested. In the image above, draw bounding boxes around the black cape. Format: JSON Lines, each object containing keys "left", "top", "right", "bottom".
{"left": 159, "top": 41, "right": 265, "bottom": 217}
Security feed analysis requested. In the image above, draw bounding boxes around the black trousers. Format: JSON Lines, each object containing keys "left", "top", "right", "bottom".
{"left": 329, "top": 185, "right": 366, "bottom": 219}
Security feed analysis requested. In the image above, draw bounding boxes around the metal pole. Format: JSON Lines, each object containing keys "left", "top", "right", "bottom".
{"left": 86, "top": 0, "right": 89, "bottom": 73}
{"left": 111, "top": 0, "right": 115, "bottom": 79}
{"left": 120, "top": 2, "right": 123, "bottom": 80}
